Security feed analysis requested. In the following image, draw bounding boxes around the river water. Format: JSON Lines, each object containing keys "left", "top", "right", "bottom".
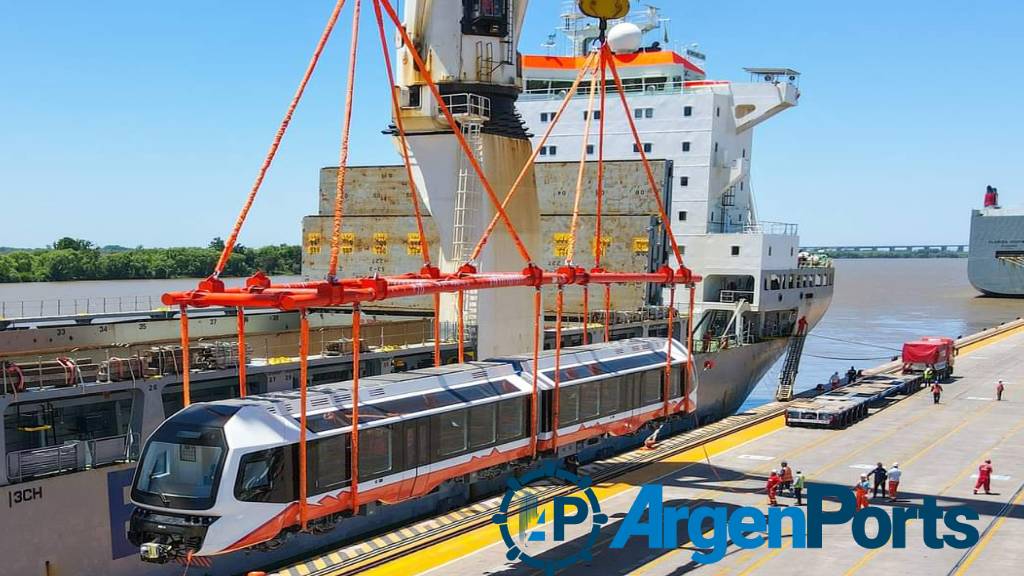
{"left": 2, "top": 261, "right": 1023, "bottom": 410}
{"left": 741, "top": 258, "right": 1024, "bottom": 410}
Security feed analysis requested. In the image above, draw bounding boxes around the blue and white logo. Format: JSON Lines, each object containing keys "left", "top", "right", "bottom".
{"left": 493, "top": 461, "right": 607, "bottom": 575}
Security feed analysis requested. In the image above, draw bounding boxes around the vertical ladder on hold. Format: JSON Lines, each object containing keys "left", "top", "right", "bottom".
{"left": 775, "top": 320, "right": 808, "bottom": 401}
{"left": 447, "top": 94, "right": 490, "bottom": 337}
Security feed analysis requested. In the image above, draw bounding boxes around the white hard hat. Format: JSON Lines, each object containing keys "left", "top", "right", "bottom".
{"left": 892, "top": 462, "right": 899, "bottom": 467}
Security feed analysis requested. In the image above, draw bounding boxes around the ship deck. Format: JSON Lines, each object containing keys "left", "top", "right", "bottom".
{"left": 269, "top": 321, "right": 1024, "bottom": 576}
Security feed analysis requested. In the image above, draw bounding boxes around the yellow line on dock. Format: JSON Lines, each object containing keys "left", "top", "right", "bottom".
{"left": 344, "top": 417, "right": 786, "bottom": 576}
{"left": 953, "top": 487, "right": 1024, "bottom": 575}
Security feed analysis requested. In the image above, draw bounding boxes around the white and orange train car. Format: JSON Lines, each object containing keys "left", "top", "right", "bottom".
{"left": 128, "top": 337, "right": 691, "bottom": 562}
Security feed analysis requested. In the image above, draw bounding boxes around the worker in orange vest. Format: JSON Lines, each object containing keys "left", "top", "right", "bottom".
{"left": 974, "top": 459, "right": 994, "bottom": 495}
{"left": 854, "top": 474, "right": 871, "bottom": 510}
{"left": 766, "top": 470, "right": 781, "bottom": 506}
{"left": 779, "top": 461, "right": 794, "bottom": 497}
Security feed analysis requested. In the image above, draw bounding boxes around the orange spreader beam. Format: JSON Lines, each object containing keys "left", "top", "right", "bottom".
{"left": 163, "top": 266, "right": 699, "bottom": 311}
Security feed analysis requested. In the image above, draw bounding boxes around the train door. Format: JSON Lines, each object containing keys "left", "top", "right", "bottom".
{"left": 404, "top": 418, "right": 431, "bottom": 498}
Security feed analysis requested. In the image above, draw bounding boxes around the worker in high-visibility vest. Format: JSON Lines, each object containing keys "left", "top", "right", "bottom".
{"left": 854, "top": 474, "right": 870, "bottom": 510}
{"left": 974, "top": 459, "right": 994, "bottom": 495}
{"left": 766, "top": 470, "right": 781, "bottom": 506}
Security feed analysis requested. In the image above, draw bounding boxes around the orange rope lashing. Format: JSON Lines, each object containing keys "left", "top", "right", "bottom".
{"left": 351, "top": 304, "right": 361, "bottom": 511}
{"left": 237, "top": 307, "right": 247, "bottom": 398}
{"left": 604, "top": 46, "right": 686, "bottom": 270}
{"left": 468, "top": 52, "right": 600, "bottom": 264}
{"left": 371, "top": 0, "right": 431, "bottom": 266}
{"left": 457, "top": 290, "right": 466, "bottom": 364}
{"left": 376, "top": 0, "right": 532, "bottom": 265}
{"left": 327, "top": 0, "right": 363, "bottom": 279}
{"left": 214, "top": 0, "right": 348, "bottom": 277}
{"left": 603, "top": 285, "right": 611, "bottom": 343}
{"left": 581, "top": 286, "right": 589, "bottom": 345}
{"left": 552, "top": 287, "right": 564, "bottom": 449}
{"left": 664, "top": 286, "right": 676, "bottom": 418}
{"left": 179, "top": 305, "right": 191, "bottom": 407}
{"left": 432, "top": 293, "right": 441, "bottom": 367}
{"left": 686, "top": 284, "right": 696, "bottom": 409}
{"left": 530, "top": 288, "right": 541, "bottom": 458}
{"left": 298, "top": 308, "right": 310, "bottom": 530}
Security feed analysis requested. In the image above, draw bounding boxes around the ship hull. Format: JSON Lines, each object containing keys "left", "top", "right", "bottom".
{"left": 968, "top": 209, "right": 1024, "bottom": 297}
{"left": 0, "top": 337, "right": 798, "bottom": 576}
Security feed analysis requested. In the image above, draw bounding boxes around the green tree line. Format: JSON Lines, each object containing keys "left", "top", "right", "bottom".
{"left": 0, "top": 237, "right": 301, "bottom": 282}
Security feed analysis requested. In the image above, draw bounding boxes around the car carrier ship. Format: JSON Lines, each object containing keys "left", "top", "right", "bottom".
{"left": 0, "top": 2, "right": 832, "bottom": 575}
{"left": 969, "top": 186, "right": 1024, "bottom": 297}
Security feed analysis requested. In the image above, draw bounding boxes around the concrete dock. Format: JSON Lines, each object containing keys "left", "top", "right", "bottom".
{"left": 267, "top": 323, "right": 1024, "bottom": 576}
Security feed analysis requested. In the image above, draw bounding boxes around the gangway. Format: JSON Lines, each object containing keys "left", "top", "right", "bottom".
{"left": 775, "top": 320, "right": 807, "bottom": 401}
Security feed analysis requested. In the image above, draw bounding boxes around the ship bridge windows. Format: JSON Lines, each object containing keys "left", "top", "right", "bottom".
{"left": 633, "top": 142, "right": 653, "bottom": 153}
{"left": 635, "top": 107, "right": 654, "bottom": 119}
{"left": 583, "top": 110, "right": 601, "bottom": 121}
{"left": 540, "top": 145, "right": 558, "bottom": 156}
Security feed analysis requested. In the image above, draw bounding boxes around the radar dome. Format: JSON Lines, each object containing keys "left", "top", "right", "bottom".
{"left": 607, "top": 22, "right": 643, "bottom": 54}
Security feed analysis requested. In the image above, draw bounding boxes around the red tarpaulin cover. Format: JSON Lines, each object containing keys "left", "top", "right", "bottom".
{"left": 902, "top": 340, "right": 953, "bottom": 364}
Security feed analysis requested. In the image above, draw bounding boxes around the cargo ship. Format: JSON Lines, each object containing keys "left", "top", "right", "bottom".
{"left": 969, "top": 186, "right": 1024, "bottom": 297}
{"left": 0, "top": 3, "right": 831, "bottom": 575}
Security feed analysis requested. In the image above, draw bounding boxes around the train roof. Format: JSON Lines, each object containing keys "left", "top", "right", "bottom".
{"left": 218, "top": 360, "right": 526, "bottom": 429}
{"left": 493, "top": 338, "right": 687, "bottom": 389}
{"left": 206, "top": 338, "right": 681, "bottom": 434}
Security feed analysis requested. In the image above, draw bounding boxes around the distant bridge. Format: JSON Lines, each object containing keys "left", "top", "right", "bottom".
{"left": 802, "top": 245, "right": 968, "bottom": 254}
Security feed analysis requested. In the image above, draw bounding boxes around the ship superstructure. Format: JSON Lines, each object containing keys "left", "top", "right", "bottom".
{"left": 518, "top": 10, "right": 833, "bottom": 407}
{"left": 969, "top": 189, "right": 1024, "bottom": 297}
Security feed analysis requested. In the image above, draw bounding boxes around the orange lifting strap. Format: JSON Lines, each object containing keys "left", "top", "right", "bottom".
{"left": 552, "top": 288, "right": 564, "bottom": 449}
{"left": 179, "top": 305, "right": 191, "bottom": 407}
{"left": 468, "top": 52, "right": 600, "bottom": 264}
{"left": 327, "top": 0, "right": 363, "bottom": 280}
{"left": 376, "top": 0, "right": 532, "bottom": 265}
{"left": 237, "top": 307, "right": 247, "bottom": 398}
{"left": 530, "top": 288, "right": 541, "bottom": 458}
{"left": 298, "top": 309, "right": 310, "bottom": 530}
{"left": 350, "top": 305, "right": 362, "bottom": 511}
{"left": 213, "top": 0, "right": 349, "bottom": 277}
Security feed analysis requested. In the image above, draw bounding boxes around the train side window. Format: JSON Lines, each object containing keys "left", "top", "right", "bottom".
{"left": 559, "top": 386, "right": 580, "bottom": 426}
{"left": 468, "top": 403, "right": 497, "bottom": 448}
{"left": 359, "top": 426, "right": 393, "bottom": 478}
{"left": 314, "top": 435, "right": 348, "bottom": 492}
{"left": 497, "top": 398, "right": 525, "bottom": 441}
{"left": 235, "top": 447, "right": 295, "bottom": 503}
{"left": 600, "top": 379, "right": 621, "bottom": 415}
{"left": 579, "top": 382, "right": 601, "bottom": 421}
{"left": 641, "top": 370, "right": 662, "bottom": 405}
{"left": 670, "top": 368, "right": 683, "bottom": 398}
{"left": 435, "top": 411, "right": 468, "bottom": 457}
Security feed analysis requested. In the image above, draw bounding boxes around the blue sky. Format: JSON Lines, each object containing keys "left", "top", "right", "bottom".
{"left": 1, "top": 0, "right": 1021, "bottom": 248}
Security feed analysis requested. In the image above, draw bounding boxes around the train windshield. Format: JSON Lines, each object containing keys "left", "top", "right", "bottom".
{"left": 132, "top": 404, "right": 236, "bottom": 510}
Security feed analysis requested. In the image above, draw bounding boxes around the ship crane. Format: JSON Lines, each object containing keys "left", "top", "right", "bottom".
{"left": 150, "top": 0, "right": 701, "bottom": 558}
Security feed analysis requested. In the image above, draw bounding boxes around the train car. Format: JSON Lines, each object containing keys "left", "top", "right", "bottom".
{"left": 495, "top": 337, "right": 691, "bottom": 455}
{"left": 128, "top": 338, "right": 689, "bottom": 562}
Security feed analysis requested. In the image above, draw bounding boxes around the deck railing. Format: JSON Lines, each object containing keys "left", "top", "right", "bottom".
{"left": 5, "top": 433, "right": 131, "bottom": 483}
